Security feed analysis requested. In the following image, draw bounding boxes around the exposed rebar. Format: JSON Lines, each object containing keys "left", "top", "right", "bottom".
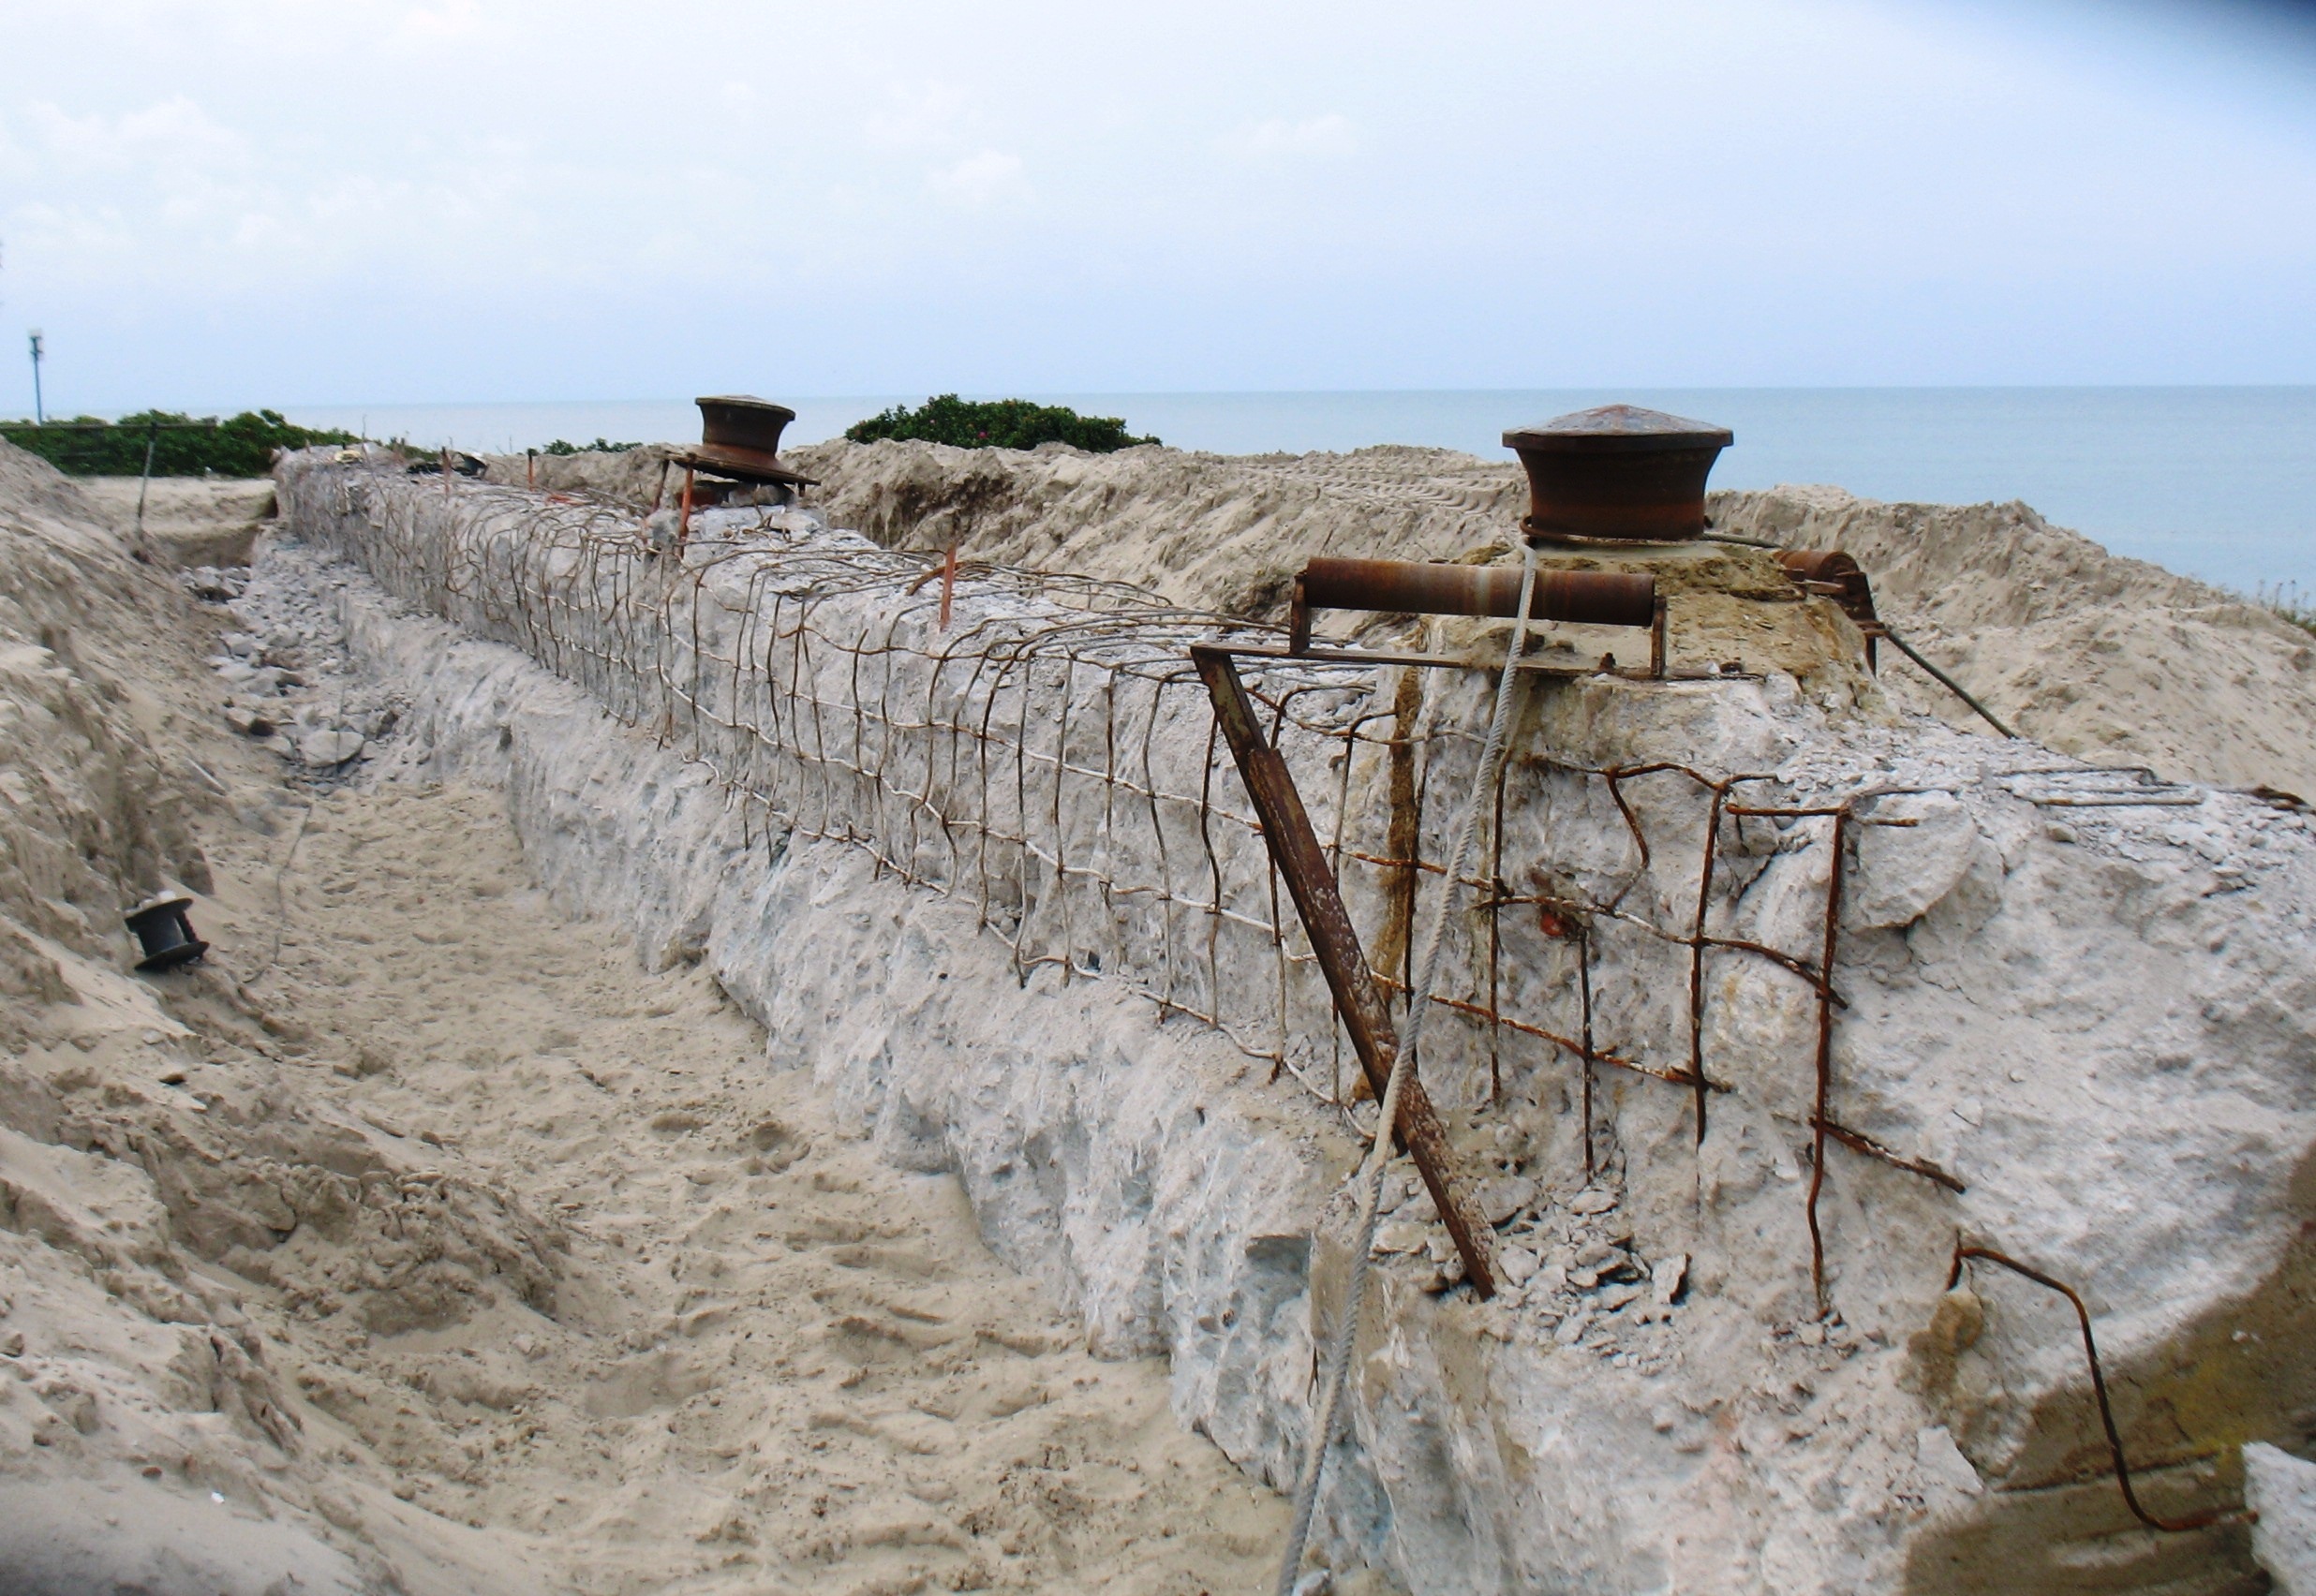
{"left": 1948, "top": 1245, "right": 2245, "bottom": 1534}
{"left": 1881, "top": 624, "right": 2017, "bottom": 739}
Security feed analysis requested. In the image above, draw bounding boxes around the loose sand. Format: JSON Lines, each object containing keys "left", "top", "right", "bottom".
{"left": 185, "top": 778, "right": 1284, "bottom": 1594}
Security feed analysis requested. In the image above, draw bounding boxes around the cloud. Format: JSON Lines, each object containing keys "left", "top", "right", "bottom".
{"left": 6, "top": 0, "right": 2316, "bottom": 403}
{"left": 867, "top": 81, "right": 971, "bottom": 149}
{"left": 395, "top": 0, "right": 482, "bottom": 43}
{"left": 926, "top": 149, "right": 1028, "bottom": 206}
{"left": 1, "top": 96, "right": 269, "bottom": 275}
{"left": 0, "top": 91, "right": 561, "bottom": 301}
{"left": 16, "top": 96, "right": 248, "bottom": 176}
{"left": 1217, "top": 112, "right": 1358, "bottom": 161}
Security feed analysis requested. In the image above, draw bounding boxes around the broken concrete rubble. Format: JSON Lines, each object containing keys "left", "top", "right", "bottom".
{"left": 2249, "top": 1443, "right": 2316, "bottom": 1592}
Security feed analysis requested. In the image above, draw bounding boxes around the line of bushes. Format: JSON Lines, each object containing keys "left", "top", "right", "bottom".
{"left": 845, "top": 394, "right": 1157, "bottom": 452}
{"left": 0, "top": 409, "right": 361, "bottom": 477}
{"left": 540, "top": 437, "right": 643, "bottom": 456}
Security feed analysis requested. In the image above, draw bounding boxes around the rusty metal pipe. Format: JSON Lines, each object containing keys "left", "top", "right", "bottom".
{"left": 1775, "top": 546, "right": 1881, "bottom": 670}
{"left": 1299, "top": 558, "right": 1657, "bottom": 629}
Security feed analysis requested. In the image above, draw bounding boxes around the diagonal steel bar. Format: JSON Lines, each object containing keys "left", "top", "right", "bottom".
{"left": 1192, "top": 645, "right": 1497, "bottom": 1298}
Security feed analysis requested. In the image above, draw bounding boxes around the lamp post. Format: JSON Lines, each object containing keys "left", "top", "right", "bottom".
{"left": 26, "top": 330, "right": 42, "bottom": 424}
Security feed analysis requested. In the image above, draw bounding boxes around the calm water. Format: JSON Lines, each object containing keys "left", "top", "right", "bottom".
{"left": 284, "top": 389, "right": 2316, "bottom": 596}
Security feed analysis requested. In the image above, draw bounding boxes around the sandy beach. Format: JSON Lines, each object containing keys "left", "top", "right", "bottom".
{"left": 7, "top": 432, "right": 2315, "bottom": 1594}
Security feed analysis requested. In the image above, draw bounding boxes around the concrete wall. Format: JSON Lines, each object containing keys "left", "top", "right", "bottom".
{"left": 282, "top": 450, "right": 2316, "bottom": 1595}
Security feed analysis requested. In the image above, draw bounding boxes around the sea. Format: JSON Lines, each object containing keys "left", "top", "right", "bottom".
{"left": 282, "top": 389, "right": 2316, "bottom": 598}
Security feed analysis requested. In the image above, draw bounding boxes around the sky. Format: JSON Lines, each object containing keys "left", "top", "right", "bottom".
{"left": 3, "top": 0, "right": 2315, "bottom": 411}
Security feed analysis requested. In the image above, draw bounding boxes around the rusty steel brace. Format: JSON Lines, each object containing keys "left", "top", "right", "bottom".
{"left": 1881, "top": 626, "right": 2015, "bottom": 739}
{"left": 1192, "top": 646, "right": 1499, "bottom": 1291}
{"left": 1185, "top": 639, "right": 1491, "bottom": 1278}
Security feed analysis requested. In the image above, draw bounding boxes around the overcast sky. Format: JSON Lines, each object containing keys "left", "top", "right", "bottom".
{"left": 5, "top": 0, "right": 2315, "bottom": 410}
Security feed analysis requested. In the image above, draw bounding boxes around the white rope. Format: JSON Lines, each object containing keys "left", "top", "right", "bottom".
{"left": 1274, "top": 541, "right": 1542, "bottom": 1595}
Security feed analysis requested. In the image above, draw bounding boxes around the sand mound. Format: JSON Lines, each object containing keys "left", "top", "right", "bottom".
{"left": 1713, "top": 485, "right": 2316, "bottom": 796}
{"left": 477, "top": 445, "right": 680, "bottom": 509}
{"left": 76, "top": 477, "right": 280, "bottom": 569}
{"left": 778, "top": 437, "right": 2316, "bottom": 794}
{"left": 785, "top": 437, "right": 1525, "bottom": 617}
{"left": 0, "top": 444, "right": 219, "bottom": 984}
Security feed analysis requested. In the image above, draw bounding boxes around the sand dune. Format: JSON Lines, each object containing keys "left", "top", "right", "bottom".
{"left": 781, "top": 437, "right": 2316, "bottom": 796}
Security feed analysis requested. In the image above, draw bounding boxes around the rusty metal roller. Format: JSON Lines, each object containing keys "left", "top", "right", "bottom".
{"left": 1299, "top": 557, "right": 1657, "bottom": 629}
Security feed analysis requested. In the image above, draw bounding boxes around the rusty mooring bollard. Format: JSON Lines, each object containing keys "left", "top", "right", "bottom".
{"left": 1504, "top": 404, "right": 1733, "bottom": 543}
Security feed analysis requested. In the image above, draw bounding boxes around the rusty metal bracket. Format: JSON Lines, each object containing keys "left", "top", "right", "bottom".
{"left": 1776, "top": 547, "right": 2019, "bottom": 736}
{"left": 1776, "top": 548, "right": 1881, "bottom": 670}
{"left": 1192, "top": 644, "right": 1498, "bottom": 1298}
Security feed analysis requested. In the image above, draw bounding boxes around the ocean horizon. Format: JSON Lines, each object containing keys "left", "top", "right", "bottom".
{"left": 278, "top": 387, "right": 2316, "bottom": 598}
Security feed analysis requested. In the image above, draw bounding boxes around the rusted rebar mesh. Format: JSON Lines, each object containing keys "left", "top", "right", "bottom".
{"left": 280, "top": 457, "right": 1949, "bottom": 1175}
{"left": 278, "top": 457, "right": 2234, "bottom": 1530}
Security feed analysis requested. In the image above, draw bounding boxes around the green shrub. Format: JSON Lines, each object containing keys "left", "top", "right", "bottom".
{"left": 539, "top": 437, "right": 643, "bottom": 456}
{"left": 844, "top": 394, "right": 1157, "bottom": 452}
{"left": 0, "top": 409, "right": 360, "bottom": 478}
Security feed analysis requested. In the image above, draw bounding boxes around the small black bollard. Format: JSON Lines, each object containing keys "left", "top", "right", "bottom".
{"left": 124, "top": 894, "right": 210, "bottom": 972}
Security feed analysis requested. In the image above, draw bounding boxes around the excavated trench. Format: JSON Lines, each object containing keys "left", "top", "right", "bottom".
{"left": 0, "top": 463, "right": 1292, "bottom": 1596}
{"left": 6, "top": 437, "right": 2316, "bottom": 1596}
